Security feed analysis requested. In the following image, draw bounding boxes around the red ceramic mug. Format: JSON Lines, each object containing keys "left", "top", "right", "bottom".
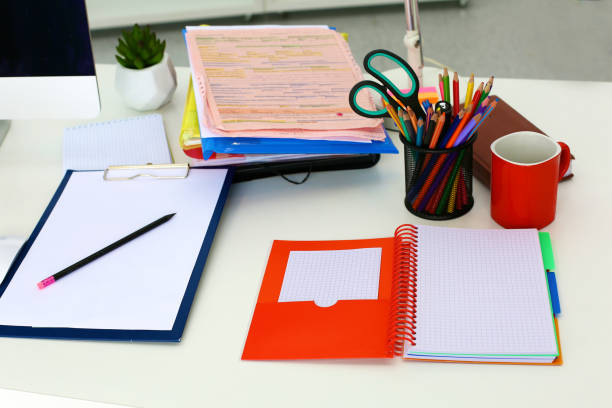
{"left": 490, "top": 131, "right": 571, "bottom": 229}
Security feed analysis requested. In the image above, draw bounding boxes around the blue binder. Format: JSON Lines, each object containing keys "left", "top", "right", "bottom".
{"left": 200, "top": 129, "right": 398, "bottom": 159}
{"left": 0, "top": 168, "right": 233, "bottom": 342}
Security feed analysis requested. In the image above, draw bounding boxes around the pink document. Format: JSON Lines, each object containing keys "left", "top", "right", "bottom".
{"left": 199, "top": 92, "right": 386, "bottom": 142}
{"left": 185, "top": 27, "right": 381, "bottom": 133}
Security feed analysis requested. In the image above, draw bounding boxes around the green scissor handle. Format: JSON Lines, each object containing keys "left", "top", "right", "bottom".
{"left": 348, "top": 81, "right": 393, "bottom": 118}
{"left": 348, "top": 49, "right": 425, "bottom": 119}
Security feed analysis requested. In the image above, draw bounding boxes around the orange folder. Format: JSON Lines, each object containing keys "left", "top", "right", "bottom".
{"left": 243, "top": 238, "right": 395, "bottom": 360}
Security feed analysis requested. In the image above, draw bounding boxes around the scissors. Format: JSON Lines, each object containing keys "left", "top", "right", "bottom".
{"left": 349, "top": 49, "right": 425, "bottom": 120}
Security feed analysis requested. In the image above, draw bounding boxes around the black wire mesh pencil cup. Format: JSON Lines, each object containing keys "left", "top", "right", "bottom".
{"left": 400, "top": 134, "right": 476, "bottom": 220}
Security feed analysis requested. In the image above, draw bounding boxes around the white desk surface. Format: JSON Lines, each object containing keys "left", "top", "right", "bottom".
{"left": 0, "top": 64, "right": 610, "bottom": 408}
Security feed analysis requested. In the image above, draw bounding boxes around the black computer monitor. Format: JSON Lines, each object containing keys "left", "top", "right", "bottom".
{"left": 0, "top": 0, "right": 101, "bottom": 260}
{"left": 0, "top": 0, "right": 100, "bottom": 120}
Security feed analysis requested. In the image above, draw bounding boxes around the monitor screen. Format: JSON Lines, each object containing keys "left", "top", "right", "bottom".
{"left": 0, "top": 1, "right": 95, "bottom": 77}
{"left": 0, "top": 0, "right": 100, "bottom": 119}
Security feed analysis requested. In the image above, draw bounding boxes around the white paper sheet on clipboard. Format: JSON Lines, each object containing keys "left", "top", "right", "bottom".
{"left": 0, "top": 167, "right": 229, "bottom": 331}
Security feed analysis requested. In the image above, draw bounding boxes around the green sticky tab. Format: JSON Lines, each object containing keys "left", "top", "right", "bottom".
{"left": 538, "top": 232, "right": 556, "bottom": 271}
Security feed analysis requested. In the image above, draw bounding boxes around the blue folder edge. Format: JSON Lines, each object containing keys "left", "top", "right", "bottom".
{"left": 0, "top": 168, "right": 234, "bottom": 342}
{"left": 539, "top": 231, "right": 561, "bottom": 316}
{"left": 200, "top": 128, "right": 398, "bottom": 159}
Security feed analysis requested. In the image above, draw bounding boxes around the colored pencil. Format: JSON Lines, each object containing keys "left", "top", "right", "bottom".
{"left": 403, "top": 109, "right": 418, "bottom": 143}
{"left": 439, "top": 110, "right": 463, "bottom": 148}
{"left": 429, "top": 112, "right": 446, "bottom": 148}
{"left": 407, "top": 156, "right": 437, "bottom": 202}
{"left": 447, "top": 172, "right": 460, "bottom": 213}
{"left": 475, "top": 97, "right": 490, "bottom": 115}
{"left": 405, "top": 120, "right": 417, "bottom": 143}
{"left": 427, "top": 155, "right": 456, "bottom": 213}
{"left": 398, "top": 108, "right": 407, "bottom": 124}
{"left": 424, "top": 113, "right": 438, "bottom": 146}
{"left": 437, "top": 150, "right": 465, "bottom": 215}
{"left": 454, "top": 113, "right": 481, "bottom": 146}
{"left": 414, "top": 152, "right": 454, "bottom": 210}
{"left": 464, "top": 99, "right": 498, "bottom": 142}
{"left": 405, "top": 106, "right": 418, "bottom": 132}
{"left": 445, "top": 105, "right": 472, "bottom": 147}
{"left": 469, "top": 82, "right": 484, "bottom": 116}
{"left": 438, "top": 74, "right": 445, "bottom": 101}
{"left": 397, "top": 108, "right": 411, "bottom": 142}
{"left": 389, "top": 92, "right": 407, "bottom": 111}
{"left": 452, "top": 71, "right": 459, "bottom": 117}
{"left": 416, "top": 118, "right": 424, "bottom": 146}
{"left": 479, "top": 76, "right": 494, "bottom": 105}
{"left": 443, "top": 68, "right": 450, "bottom": 101}
{"left": 457, "top": 169, "right": 468, "bottom": 209}
{"left": 464, "top": 73, "right": 474, "bottom": 109}
{"left": 383, "top": 100, "right": 403, "bottom": 132}
{"left": 478, "top": 82, "right": 491, "bottom": 106}
{"left": 425, "top": 106, "right": 433, "bottom": 132}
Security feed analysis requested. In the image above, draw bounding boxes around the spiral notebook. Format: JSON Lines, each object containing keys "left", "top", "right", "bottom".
{"left": 242, "top": 225, "right": 562, "bottom": 364}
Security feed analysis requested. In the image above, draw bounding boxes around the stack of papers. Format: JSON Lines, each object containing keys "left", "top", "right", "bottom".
{"left": 183, "top": 25, "right": 398, "bottom": 160}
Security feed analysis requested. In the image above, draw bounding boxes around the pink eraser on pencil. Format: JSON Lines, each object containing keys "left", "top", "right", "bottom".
{"left": 37, "top": 276, "right": 55, "bottom": 289}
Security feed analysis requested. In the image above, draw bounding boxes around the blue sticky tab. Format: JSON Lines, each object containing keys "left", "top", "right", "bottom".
{"left": 546, "top": 271, "right": 561, "bottom": 315}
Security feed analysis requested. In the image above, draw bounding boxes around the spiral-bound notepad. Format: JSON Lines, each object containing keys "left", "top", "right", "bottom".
{"left": 63, "top": 114, "right": 172, "bottom": 171}
{"left": 242, "top": 225, "right": 561, "bottom": 364}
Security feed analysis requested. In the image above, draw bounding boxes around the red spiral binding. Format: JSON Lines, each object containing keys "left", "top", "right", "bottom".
{"left": 388, "top": 224, "right": 419, "bottom": 357}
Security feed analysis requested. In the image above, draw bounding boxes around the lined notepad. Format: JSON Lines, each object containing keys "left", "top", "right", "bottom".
{"left": 63, "top": 114, "right": 172, "bottom": 171}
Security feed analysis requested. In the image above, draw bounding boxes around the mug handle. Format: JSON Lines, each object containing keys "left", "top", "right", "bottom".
{"left": 557, "top": 142, "right": 571, "bottom": 181}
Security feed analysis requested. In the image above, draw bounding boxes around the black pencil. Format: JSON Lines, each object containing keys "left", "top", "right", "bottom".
{"left": 37, "top": 213, "right": 176, "bottom": 289}
{"left": 424, "top": 113, "right": 437, "bottom": 146}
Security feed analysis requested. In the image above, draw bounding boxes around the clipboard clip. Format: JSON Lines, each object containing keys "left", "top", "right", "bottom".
{"left": 103, "top": 163, "right": 190, "bottom": 181}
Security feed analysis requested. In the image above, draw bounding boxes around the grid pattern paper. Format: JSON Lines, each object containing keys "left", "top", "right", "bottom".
{"left": 278, "top": 248, "right": 382, "bottom": 307}
{"left": 404, "top": 226, "right": 558, "bottom": 358}
{"left": 63, "top": 114, "right": 172, "bottom": 171}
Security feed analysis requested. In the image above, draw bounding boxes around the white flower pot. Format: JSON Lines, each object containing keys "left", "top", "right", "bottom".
{"left": 115, "top": 52, "right": 177, "bottom": 111}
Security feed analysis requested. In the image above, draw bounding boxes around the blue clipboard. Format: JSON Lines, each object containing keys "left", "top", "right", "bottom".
{"left": 0, "top": 168, "right": 233, "bottom": 342}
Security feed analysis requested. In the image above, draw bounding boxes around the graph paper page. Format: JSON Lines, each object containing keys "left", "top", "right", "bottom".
{"left": 278, "top": 248, "right": 382, "bottom": 307}
{"left": 63, "top": 114, "right": 171, "bottom": 171}
{"left": 404, "top": 226, "right": 558, "bottom": 357}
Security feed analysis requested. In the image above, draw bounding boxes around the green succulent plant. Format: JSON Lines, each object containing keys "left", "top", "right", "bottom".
{"left": 115, "top": 24, "right": 166, "bottom": 69}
